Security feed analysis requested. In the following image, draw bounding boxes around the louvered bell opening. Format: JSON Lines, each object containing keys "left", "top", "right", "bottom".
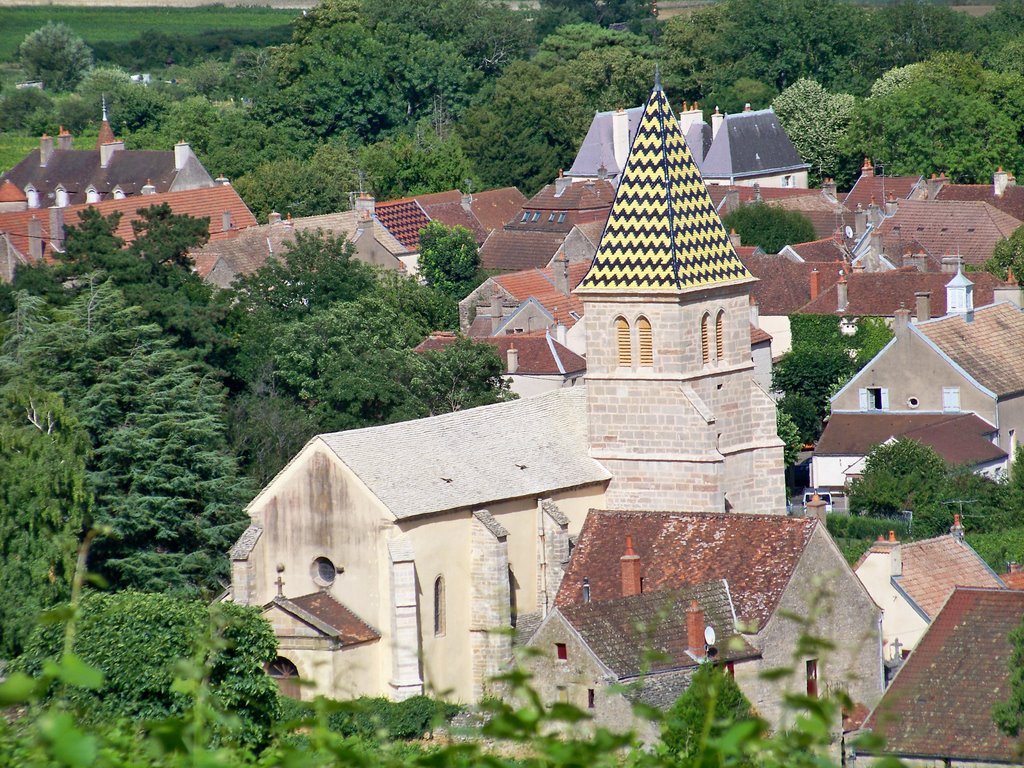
{"left": 616, "top": 317, "right": 632, "bottom": 367}
{"left": 637, "top": 317, "right": 653, "bottom": 368}
{"left": 701, "top": 315, "right": 710, "bottom": 365}
{"left": 715, "top": 312, "right": 725, "bottom": 362}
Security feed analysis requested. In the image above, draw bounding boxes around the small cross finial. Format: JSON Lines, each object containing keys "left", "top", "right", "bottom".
{"left": 275, "top": 573, "right": 285, "bottom": 596}
{"left": 654, "top": 64, "right": 662, "bottom": 91}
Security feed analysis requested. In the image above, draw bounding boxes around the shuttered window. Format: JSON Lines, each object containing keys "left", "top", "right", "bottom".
{"left": 715, "top": 311, "right": 725, "bottom": 362}
{"left": 637, "top": 317, "right": 653, "bottom": 368}
{"left": 701, "top": 314, "right": 711, "bottom": 365}
{"left": 616, "top": 317, "right": 632, "bottom": 367}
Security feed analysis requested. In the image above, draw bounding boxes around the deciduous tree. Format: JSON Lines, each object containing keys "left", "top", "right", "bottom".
{"left": 418, "top": 222, "right": 481, "bottom": 299}
{"left": 19, "top": 22, "right": 93, "bottom": 92}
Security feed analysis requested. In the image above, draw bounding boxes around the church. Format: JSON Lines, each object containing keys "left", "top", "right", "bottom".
{"left": 227, "top": 77, "right": 792, "bottom": 704}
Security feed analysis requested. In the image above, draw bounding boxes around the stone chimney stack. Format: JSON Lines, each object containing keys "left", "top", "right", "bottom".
{"left": 355, "top": 193, "right": 375, "bottom": 222}
{"left": 612, "top": 108, "right": 630, "bottom": 174}
{"left": 885, "top": 192, "right": 898, "bottom": 216}
{"left": 57, "top": 126, "right": 72, "bottom": 151}
{"left": 39, "top": 134, "right": 54, "bottom": 167}
{"left": 809, "top": 268, "right": 821, "bottom": 301}
{"left": 553, "top": 253, "right": 569, "bottom": 296}
{"left": 941, "top": 256, "right": 961, "bottom": 274}
{"left": 724, "top": 187, "right": 739, "bottom": 214}
{"left": 749, "top": 296, "right": 760, "bottom": 327}
{"left": 915, "top": 291, "right": 931, "bottom": 323}
{"left": 994, "top": 269, "right": 1024, "bottom": 307}
{"left": 49, "top": 206, "right": 65, "bottom": 251}
{"left": 554, "top": 170, "right": 572, "bottom": 196}
{"left": 854, "top": 204, "right": 867, "bottom": 238}
{"left": 995, "top": 167, "right": 1010, "bottom": 198}
{"left": 951, "top": 513, "right": 965, "bottom": 542}
{"left": 861, "top": 157, "right": 874, "bottom": 178}
{"left": 728, "top": 228, "right": 741, "bottom": 248}
{"left": 28, "top": 216, "right": 43, "bottom": 262}
{"left": 806, "top": 493, "right": 827, "bottom": 523}
{"left": 888, "top": 530, "right": 903, "bottom": 577}
{"left": 174, "top": 141, "right": 191, "bottom": 172}
{"left": 222, "top": 210, "right": 232, "bottom": 232}
{"left": 676, "top": 100, "right": 703, "bottom": 136}
{"left": 100, "top": 139, "right": 125, "bottom": 169}
{"left": 620, "top": 536, "right": 641, "bottom": 597}
{"left": 837, "top": 275, "right": 849, "bottom": 312}
{"left": 743, "top": 102, "right": 752, "bottom": 112}
{"left": 506, "top": 343, "right": 518, "bottom": 374}
{"left": 894, "top": 306, "right": 911, "bottom": 339}
{"left": 687, "top": 600, "right": 705, "bottom": 656}
{"left": 926, "top": 173, "right": 945, "bottom": 200}
{"left": 268, "top": 211, "right": 282, "bottom": 225}
{"left": 712, "top": 106, "right": 725, "bottom": 140}
{"left": 489, "top": 292, "right": 503, "bottom": 333}
{"left": 821, "top": 178, "right": 837, "bottom": 199}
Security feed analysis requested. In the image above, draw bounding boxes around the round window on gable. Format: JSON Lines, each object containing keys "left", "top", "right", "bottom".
{"left": 907, "top": 397, "right": 920, "bottom": 409}
{"left": 312, "top": 556, "right": 337, "bottom": 586}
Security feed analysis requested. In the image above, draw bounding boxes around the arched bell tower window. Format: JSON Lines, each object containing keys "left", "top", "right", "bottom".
{"left": 637, "top": 317, "right": 653, "bottom": 368}
{"left": 701, "top": 313, "right": 711, "bottom": 365}
{"left": 615, "top": 316, "right": 632, "bottom": 368}
{"left": 433, "top": 576, "right": 446, "bottom": 637}
{"left": 715, "top": 310, "right": 725, "bottom": 362}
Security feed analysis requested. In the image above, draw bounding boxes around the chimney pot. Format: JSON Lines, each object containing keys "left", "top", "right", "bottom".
{"left": 862, "top": 158, "right": 874, "bottom": 178}
{"left": 506, "top": 343, "right": 518, "bottom": 374}
{"left": 620, "top": 536, "right": 641, "bottom": 597}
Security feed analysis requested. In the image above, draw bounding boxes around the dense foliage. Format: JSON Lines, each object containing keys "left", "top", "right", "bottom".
{"left": 662, "top": 664, "right": 756, "bottom": 758}
{"left": 721, "top": 202, "right": 816, "bottom": 255}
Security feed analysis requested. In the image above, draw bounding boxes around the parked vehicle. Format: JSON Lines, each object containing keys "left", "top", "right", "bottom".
{"left": 803, "top": 489, "right": 833, "bottom": 514}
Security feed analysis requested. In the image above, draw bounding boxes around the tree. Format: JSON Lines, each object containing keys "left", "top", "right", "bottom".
{"left": 777, "top": 409, "right": 802, "bottom": 467}
{"left": 772, "top": 342, "right": 856, "bottom": 437}
{"left": 19, "top": 22, "right": 94, "bottom": 92}
{"left": 986, "top": 225, "right": 1024, "bottom": 281}
{"left": 995, "top": 616, "right": 1024, "bottom": 739}
{"left": 234, "top": 144, "right": 358, "bottom": 221}
{"left": 412, "top": 336, "right": 514, "bottom": 415}
{"left": 772, "top": 79, "right": 857, "bottom": 187}
{"left": 722, "top": 203, "right": 815, "bottom": 254}
{"left": 360, "top": 125, "right": 475, "bottom": 201}
{"left": 847, "top": 439, "right": 948, "bottom": 529}
{"left": 662, "top": 663, "right": 758, "bottom": 758}
{"left": 418, "top": 222, "right": 481, "bottom": 298}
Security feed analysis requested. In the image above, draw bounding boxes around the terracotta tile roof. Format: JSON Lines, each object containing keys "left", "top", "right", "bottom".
{"left": 844, "top": 169, "right": 923, "bottom": 212}
{"left": 415, "top": 331, "right": 585, "bottom": 376}
{"left": 278, "top": 592, "right": 380, "bottom": 645}
{"left": 861, "top": 588, "right": 1024, "bottom": 763}
{"left": 415, "top": 196, "right": 486, "bottom": 242}
{"left": 898, "top": 536, "right": 1004, "bottom": 619}
{"left": 374, "top": 198, "right": 431, "bottom": 250}
{"left": 0, "top": 180, "right": 26, "bottom": 203}
{"left": 783, "top": 237, "right": 851, "bottom": 263}
{"left": 935, "top": 182, "right": 1024, "bottom": 222}
{"left": 413, "top": 187, "right": 526, "bottom": 245}
{"left": 713, "top": 186, "right": 853, "bottom": 240}
{"left": 918, "top": 302, "right": 1024, "bottom": 396}
{"left": 1003, "top": 569, "right": 1024, "bottom": 588}
{"left": 480, "top": 229, "right": 574, "bottom": 272}
{"left": 524, "top": 179, "right": 615, "bottom": 212}
{"left": 799, "top": 269, "right": 1004, "bottom": 317}
{"left": 493, "top": 260, "right": 591, "bottom": 326}
{"left": 0, "top": 185, "right": 255, "bottom": 266}
{"left": 556, "top": 510, "right": 817, "bottom": 628}
{"left": 468, "top": 187, "right": 527, "bottom": 231}
{"left": 739, "top": 251, "right": 844, "bottom": 315}
{"left": 749, "top": 325, "right": 772, "bottom": 345}
{"left": 556, "top": 581, "right": 759, "bottom": 678}
{"left": 871, "top": 199, "right": 1021, "bottom": 267}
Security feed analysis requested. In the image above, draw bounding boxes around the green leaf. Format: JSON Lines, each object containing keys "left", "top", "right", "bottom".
{"left": 0, "top": 672, "right": 38, "bottom": 705}
{"left": 57, "top": 653, "right": 105, "bottom": 689}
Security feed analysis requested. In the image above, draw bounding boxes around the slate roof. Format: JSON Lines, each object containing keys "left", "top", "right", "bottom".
{"left": 579, "top": 82, "right": 752, "bottom": 292}
{"left": 556, "top": 580, "right": 758, "bottom": 678}
{"left": 479, "top": 229, "right": 570, "bottom": 272}
{"left": 798, "top": 269, "right": 1004, "bottom": 317}
{"left": 739, "top": 251, "right": 844, "bottom": 316}
{"left": 817, "top": 413, "right": 1004, "bottom": 469}
{"left": 860, "top": 587, "right": 1024, "bottom": 763}
{"left": 566, "top": 106, "right": 644, "bottom": 180}
{"left": 305, "top": 388, "right": 610, "bottom": 520}
{"left": 374, "top": 198, "right": 431, "bottom": 250}
{"left": 491, "top": 260, "right": 591, "bottom": 327}
{"left": 869, "top": 199, "right": 1021, "bottom": 267}
{"left": 917, "top": 302, "right": 1024, "bottom": 397}
{"left": 414, "top": 331, "right": 586, "bottom": 376}
{"left": 271, "top": 592, "right": 380, "bottom": 645}
{"left": 897, "top": 536, "right": 1005, "bottom": 620}
{"left": 700, "top": 108, "right": 808, "bottom": 181}
{"left": 556, "top": 510, "right": 817, "bottom": 629}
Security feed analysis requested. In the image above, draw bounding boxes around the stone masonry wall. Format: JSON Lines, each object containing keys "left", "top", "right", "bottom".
{"left": 470, "top": 512, "right": 513, "bottom": 700}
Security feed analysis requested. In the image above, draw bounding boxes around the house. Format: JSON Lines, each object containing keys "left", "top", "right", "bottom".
{"left": 930, "top": 166, "right": 1024, "bottom": 223}
{"left": 1, "top": 122, "right": 214, "bottom": 208}
{"left": 854, "top": 525, "right": 1004, "bottom": 676}
{"left": 414, "top": 187, "right": 526, "bottom": 245}
{"left": 0, "top": 184, "right": 256, "bottom": 282}
{"left": 829, "top": 276, "right": 1024, "bottom": 464}
{"left": 841, "top": 159, "right": 923, "bottom": 213}
{"left": 813, "top": 412, "right": 1007, "bottom": 489}
{"left": 536, "top": 509, "right": 883, "bottom": 731}
{"left": 854, "top": 587, "right": 1024, "bottom": 766}
{"left": 414, "top": 331, "right": 586, "bottom": 397}
{"left": 524, "top": 576, "right": 760, "bottom": 740}
{"left": 228, "top": 77, "right": 789, "bottom": 705}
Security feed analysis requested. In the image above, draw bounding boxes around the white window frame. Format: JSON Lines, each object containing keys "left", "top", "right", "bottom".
{"left": 942, "top": 386, "right": 960, "bottom": 412}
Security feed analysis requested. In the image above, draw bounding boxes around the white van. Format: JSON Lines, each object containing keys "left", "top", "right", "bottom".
{"left": 803, "top": 490, "right": 833, "bottom": 513}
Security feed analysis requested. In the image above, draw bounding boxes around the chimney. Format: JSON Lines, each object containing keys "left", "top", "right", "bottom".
{"left": 941, "top": 256, "right": 961, "bottom": 274}
{"left": 888, "top": 530, "right": 903, "bottom": 577}
{"left": 806, "top": 493, "right": 827, "bottom": 523}
{"left": 894, "top": 306, "right": 911, "bottom": 339}
{"left": 100, "top": 139, "right": 124, "bottom": 169}
{"left": 821, "top": 178, "right": 837, "bottom": 199}
{"left": 39, "top": 134, "right": 54, "bottom": 167}
{"left": 620, "top": 536, "right": 641, "bottom": 597}
{"left": 885, "top": 192, "right": 898, "bottom": 216}
{"left": 854, "top": 204, "right": 867, "bottom": 238}
{"left": 461, "top": 190, "right": 473, "bottom": 211}
{"left": 995, "top": 167, "right": 1010, "bottom": 198}
{"left": 489, "top": 292, "right": 503, "bottom": 333}
{"left": 687, "top": 600, "right": 706, "bottom": 656}
{"left": 174, "top": 141, "right": 191, "bottom": 171}
{"left": 355, "top": 193, "right": 375, "bottom": 221}
{"left": 749, "top": 296, "right": 760, "bottom": 327}
{"left": 141, "top": 179, "right": 156, "bottom": 195}
{"left": 612, "top": 108, "right": 630, "bottom": 174}
{"left": 926, "top": 172, "right": 944, "bottom": 200}
{"left": 728, "top": 228, "right": 741, "bottom": 248}
{"left": 752, "top": 182, "right": 762, "bottom": 203}
{"left": 553, "top": 253, "right": 569, "bottom": 296}
{"left": 861, "top": 157, "right": 874, "bottom": 178}
{"left": 1010, "top": 562, "right": 1021, "bottom": 574}
{"left": 837, "top": 275, "right": 849, "bottom": 312}
{"left": 914, "top": 291, "right": 931, "bottom": 323}
{"left": 724, "top": 188, "right": 739, "bottom": 214}
{"left": 215, "top": 175, "right": 230, "bottom": 186}
{"left": 57, "top": 126, "right": 72, "bottom": 151}
{"left": 49, "top": 206, "right": 64, "bottom": 251}
{"left": 676, "top": 100, "right": 703, "bottom": 136}
{"left": 743, "top": 102, "right": 752, "bottom": 112}
{"left": 712, "top": 106, "right": 725, "bottom": 140}
{"left": 951, "top": 513, "right": 965, "bottom": 542}
{"left": 28, "top": 216, "right": 43, "bottom": 262}
{"left": 506, "top": 343, "right": 518, "bottom": 374}
{"left": 994, "top": 269, "right": 1024, "bottom": 307}
{"left": 902, "top": 251, "right": 927, "bottom": 272}
{"left": 869, "top": 228, "right": 883, "bottom": 258}
{"left": 268, "top": 211, "right": 282, "bottom": 225}
{"left": 555, "top": 170, "right": 572, "bottom": 196}
{"left": 222, "top": 210, "right": 232, "bottom": 232}
{"left": 809, "top": 269, "right": 821, "bottom": 301}
{"left": 554, "top": 323, "right": 567, "bottom": 346}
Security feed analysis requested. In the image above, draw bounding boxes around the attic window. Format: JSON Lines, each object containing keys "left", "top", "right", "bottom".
{"left": 548, "top": 212, "right": 556, "bottom": 222}
{"left": 557, "top": 212, "right": 566, "bottom": 223}
{"left": 967, "top": 227, "right": 976, "bottom": 232}
{"left": 521, "top": 212, "right": 529, "bottom": 222}
{"left": 531, "top": 212, "right": 541, "bottom": 222}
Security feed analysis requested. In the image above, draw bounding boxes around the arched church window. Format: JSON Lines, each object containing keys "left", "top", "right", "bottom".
{"left": 701, "top": 313, "right": 711, "bottom": 365}
{"left": 715, "top": 310, "right": 725, "bottom": 362}
{"left": 637, "top": 317, "right": 653, "bottom": 368}
{"left": 433, "top": 576, "right": 446, "bottom": 636}
{"left": 615, "top": 317, "right": 632, "bottom": 368}
{"left": 267, "top": 656, "right": 300, "bottom": 698}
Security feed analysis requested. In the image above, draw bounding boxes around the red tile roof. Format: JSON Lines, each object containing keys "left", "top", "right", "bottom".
{"left": 284, "top": 592, "right": 380, "bottom": 645}
{"left": 935, "top": 182, "right": 1024, "bottom": 222}
{"left": 468, "top": 187, "right": 527, "bottom": 231}
{"left": 712, "top": 186, "right": 854, "bottom": 240}
{"left": 374, "top": 198, "right": 431, "bottom": 251}
{"left": 844, "top": 167, "right": 923, "bottom": 212}
{"left": 750, "top": 324, "right": 772, "bottom": 345}
{"left": 480, "top": 229, "right": 573, "bottom": 272}
{"left": 415, "top": 331, "right": 585, "bottom": 376}
{"left": 1003, "top": 569, "right": 1024, "bottom": 589}
{"left": 861, "top": 588, "right": 1024, "bottom": 763}
{"left": 556, "top": 510, "right": 817, "bottom": 628}
{"left": 524, "top": 179, "right": 615, "bottom": 211}
{"left": 413, "top": 187, "right": 526, "bottom": 245}
{"left": 492, "top": 260, "right": 591, "bottom": 327}
{"left": 897, "top": 535, "right": 1004, "bottom": 619}
{"left": 0, "top": 180, "right": 26, "bottom": 203}
{"left": 739, "top": 251, "right": 844, "bottom": 315}
{"left": 784, "top": 237, "right": 851, "bottom": 263}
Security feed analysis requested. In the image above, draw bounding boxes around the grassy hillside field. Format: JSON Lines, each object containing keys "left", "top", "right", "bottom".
{"left": 0, "top": 5, "right": 298, "bottom": 62}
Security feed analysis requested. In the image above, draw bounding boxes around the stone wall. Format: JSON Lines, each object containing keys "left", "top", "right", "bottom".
{"left": 470, "top": 511, "right": 513, "bottom": 700}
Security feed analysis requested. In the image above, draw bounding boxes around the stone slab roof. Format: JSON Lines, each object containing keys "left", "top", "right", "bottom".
{"left": 557, "top": 580, "right": 758, "bottom": 678}
{"left": 897, "top": 536, "right": 1004, "bottom": 620}
{"left": 861, "top": 587, "right": 1024, "bottom": 763}
{"left": 316, "top": 387, "right": 609, "bottom": 519}
{"left": 229, "top": 524, "right": 263, "bottom": 560}
{"left": 272, "top": 592, "right": 380, "bottom": 645}
{"left": 918, "top": 302, "right": 1024, "bottom": 397}
{"left": 700, "top": 109, "right": 808, "bottom": 180}
{"left": 415, "top": 331, "right": 586, "bottom": 376}
{"left": 556, "top": 510, "right": 817, "bottom": 629}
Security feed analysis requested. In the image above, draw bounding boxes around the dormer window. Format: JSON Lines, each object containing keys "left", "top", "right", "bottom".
{"left": 86, "top": 186, "right": 100, "bottom": 204}
{"left": 25, "top": 186, "right": 39, "bottom": 208}
{"left": 55, "top": 186, "right": 68, "bottom": 207}
{"left": 112, "top": 187, "right": 126, "bottom": 200}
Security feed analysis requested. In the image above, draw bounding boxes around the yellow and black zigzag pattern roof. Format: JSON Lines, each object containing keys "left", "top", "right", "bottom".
{"left": 579, "top": 84, "right": 752, "bottom": 291}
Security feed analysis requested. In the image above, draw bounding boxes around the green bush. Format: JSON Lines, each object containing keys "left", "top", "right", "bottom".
{"left": 662, "top": 664, "right": 758, "bottom": 758}
{"left": 327, "top": 695, "right": 461, "bottom": 741}
{"left": 826, "top": 513, "right": 910, "bottom": 542}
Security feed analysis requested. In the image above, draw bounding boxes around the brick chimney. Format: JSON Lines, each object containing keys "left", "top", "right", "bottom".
{"left": 914, "top": 291, "right": 931, "bottom": 322}
{"left": 49, "top": 206, "right": 64, "bottom": 251}
{"left": 57, "top": 126, "right": 72, "bottom": 151}
{"left": 837, "top": 275, "right": 848, "bottom": 312}
{"left": 712, "top": 106, "right": 725, "bottom": 140}
{"left": 995, "top": 167, "right": 1010, "bottom": 198}
{"left": 612, "top": 108, "right": 630, "bottom": 173}
{"left": 620, "top": 536, "right": 641, "bottom": 597}
{"left": 28, "top": 216, "right": 43, "bottom": 262}
{"left": 810, "top": 268, "right": 821, "bottom": 301}
{"left": 687, "top": 600, "right": 705, "bottom": 656}
{"left": 743, "top": 102, "right": 752, "bottom": 112}
{"left": 861, "top": 157, "right": 874, "bottom": 179}
{"left": 39, "top": 134, "right": 54, "bottom": 167}
{"left": 506, "top": 343, "right": 518, "bottom": 374}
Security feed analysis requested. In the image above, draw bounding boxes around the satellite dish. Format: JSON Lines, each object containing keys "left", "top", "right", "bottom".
{"left": 844, "top": 225, "right": 854, "bottom": 239}
{"left": 704, "top": 626, "right": 717, "bottom": 646}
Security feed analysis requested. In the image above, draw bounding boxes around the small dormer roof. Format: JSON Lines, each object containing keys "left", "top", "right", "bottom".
{"left": 946, "top": 267, "right": 973, "bottom": 288}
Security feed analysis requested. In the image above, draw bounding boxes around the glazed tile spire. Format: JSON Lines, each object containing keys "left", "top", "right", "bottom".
{"left": 579, "top": 79, "right": 752, "bottom": 291}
